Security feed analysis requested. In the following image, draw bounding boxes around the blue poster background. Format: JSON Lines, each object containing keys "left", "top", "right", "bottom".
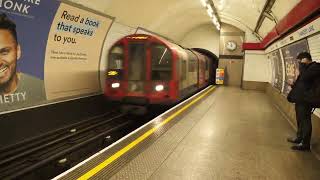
{"left": 0, "top": 0, "right": 61, "bottom": 79}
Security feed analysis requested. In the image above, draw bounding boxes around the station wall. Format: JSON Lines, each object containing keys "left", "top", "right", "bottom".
{"left": 263, "top": 17, "right": 320, "bottom": 153}
{"left": 265, "top": 17, "right": 320, "bottom": 116}
{"left": 218, "top": 24, "right": 245, "bottom": 87}
{"left": 0, "top": 0, "right": 113, "bottom": 114}
{"left": 243, "top": 51, "right": 270, "bottom": 82}
{"left": 243, "top": 16, "right": 320, "bottom": 118}
{"left": 0, "top": 0, "right": 116, "bottom": 147}
{"left": 242, "top": 50, "right": 271, "bottom": 91}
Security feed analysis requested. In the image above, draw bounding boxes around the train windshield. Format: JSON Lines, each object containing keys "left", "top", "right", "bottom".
{"left": 128, "top": 43, "right": 146, "bottom": 81}
{"left": 108, "top": 44, "right": 124, "bottom": 79}
{"left": 151, "top": 43, "right": 172, "bottom": 80}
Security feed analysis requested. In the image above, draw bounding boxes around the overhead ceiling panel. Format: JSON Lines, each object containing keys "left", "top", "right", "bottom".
{"left": 69, "top": 0, "right": 107, "bottom": 13}
{"left": 67, "top": 0, "right": 300, "bottom": 42}
{"left": 213, "top": 0, "right": 267, "bottom": 30}
{"left": 271, "top": 0, "right": 300, "bottom": 21}
{"left": 101, "top": 0, "right": 213, "bottom": 41}
{"left": 154, "top": 10, "right": 210, "bottom": 41}
{"left": 258, "top": 17, "right": 275, "bottom": 38}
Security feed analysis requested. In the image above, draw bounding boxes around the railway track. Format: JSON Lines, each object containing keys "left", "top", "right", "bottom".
{"left": 0, "top": 110, "right": 132, "bottom": 179}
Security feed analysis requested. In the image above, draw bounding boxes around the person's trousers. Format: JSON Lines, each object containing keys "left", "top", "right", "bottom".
{"left": 295, "top": 103, "right": 313, "bottom": 145}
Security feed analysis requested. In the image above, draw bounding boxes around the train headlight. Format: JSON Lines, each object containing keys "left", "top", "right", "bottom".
{"left": 111, "top": 83, "right": 120, "bottom": 88}
{"left": 155, "top": 85, "right": 164, "bottom": 92}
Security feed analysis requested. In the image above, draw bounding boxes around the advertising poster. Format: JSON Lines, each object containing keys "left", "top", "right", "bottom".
{"left": 215, "top": 68, "right": 224, "bottom": 85}
{"left": 281, "top": 40, "right": 309, "bottom": 95}
{"left": 269, "top": 50, "right": 283, "bottom": 92}
{"left": 0, "top": 0, "right": 113, "bottom": 112}
{"left": 267, "top": 53, "right": 276, "bottom": 87}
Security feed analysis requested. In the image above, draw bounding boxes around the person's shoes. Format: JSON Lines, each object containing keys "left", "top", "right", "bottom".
{"left": 287, "top": 137, "right": 301, "bottom": 144}
{"left": 291, "top": 143, "right": 310, "bottom": 151}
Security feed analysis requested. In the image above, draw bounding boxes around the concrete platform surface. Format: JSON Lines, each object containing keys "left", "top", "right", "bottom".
{"left": 107, "top": 87, "right": 320, "bottom": 179}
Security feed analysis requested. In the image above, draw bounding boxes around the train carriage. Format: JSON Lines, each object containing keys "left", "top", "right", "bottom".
{"left": 105, "top": 34, "right": 217, "bottom": 112}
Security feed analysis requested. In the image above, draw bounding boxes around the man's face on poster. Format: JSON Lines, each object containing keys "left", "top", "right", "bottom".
{"left": 0, "top": 29, "right": 20, "bottom": 86}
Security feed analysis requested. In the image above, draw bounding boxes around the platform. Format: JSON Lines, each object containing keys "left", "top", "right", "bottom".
{"left": 55, "top": 86, "right": 320, "bottom": 180}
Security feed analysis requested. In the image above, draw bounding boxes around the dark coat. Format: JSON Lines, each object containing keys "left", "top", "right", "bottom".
{"left": 287, "top": 62, "right": 320, "bottom": 104}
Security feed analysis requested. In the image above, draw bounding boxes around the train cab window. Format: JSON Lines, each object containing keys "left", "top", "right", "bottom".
{"left": 128, "top": 43, "right": 146, "bottom": 81}
{"left": 108, "top": 45, "right": 124, "bottom": 69}
{"left": 151, "top": 43, "right": 172, "bottom": 80}
{"left": 108, "top": 44, "right": 124, "bottom": 79}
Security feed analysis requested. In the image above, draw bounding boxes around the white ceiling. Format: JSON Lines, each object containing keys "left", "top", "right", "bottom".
{"left": 70, "top": 0, "right": 301, "bottom": 42}
{"left": 214, "top": 0, "right": 266, "bottom": 31}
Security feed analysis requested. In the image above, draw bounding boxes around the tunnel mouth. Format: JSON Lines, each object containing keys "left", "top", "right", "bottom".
{"left": 191, "top": 48, "right": 219, "bottom": 84}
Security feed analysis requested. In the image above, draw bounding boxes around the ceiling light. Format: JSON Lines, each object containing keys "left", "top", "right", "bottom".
{"left": 212, "top": 16, "right": 217, "bottom": 22}
{"left": 212, "top": 17, "right": 218, "bottom": 25}
{"left": 216, "top": 24, "right": 221, "bottom": 30}
{"left": 206, "top": 5, "right": 213, "bottom": 14}
{"left": 200, "top": 0, "right": 207, "bottom": 7}
{"left": 200, "top": 1, "right": 221, "bottom": 31}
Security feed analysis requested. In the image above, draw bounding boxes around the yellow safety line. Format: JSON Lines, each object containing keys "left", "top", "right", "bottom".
{"left": 77, "top": 86, "right": 216, "bottom": 180}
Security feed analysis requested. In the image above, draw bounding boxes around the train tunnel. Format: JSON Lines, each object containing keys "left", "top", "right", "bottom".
{"left": 0, "top": 0, "right": 319, "bottom": 179}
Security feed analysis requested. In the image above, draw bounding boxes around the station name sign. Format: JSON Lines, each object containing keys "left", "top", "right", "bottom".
{"left": 265, "top": 17, "right": 320, "bottom": 53}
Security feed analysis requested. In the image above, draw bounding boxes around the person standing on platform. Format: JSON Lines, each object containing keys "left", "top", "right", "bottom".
{"left": 287, "top": 52, "right": 320, "bottom": 151}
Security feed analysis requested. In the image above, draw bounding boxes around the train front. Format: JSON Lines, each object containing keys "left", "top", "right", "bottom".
{"left": 105, "top": 34, "right": 178, "bottom": 112}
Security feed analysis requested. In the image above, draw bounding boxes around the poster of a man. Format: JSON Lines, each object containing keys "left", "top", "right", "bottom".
{"left": 0, "top": 13, "right": 21, "bottom": 94}
{"left": 0, "top": 13, "right": 45, "bottom": 110}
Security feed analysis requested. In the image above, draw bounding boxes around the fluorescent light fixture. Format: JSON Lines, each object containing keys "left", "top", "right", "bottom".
{"left": 200, "top": 0, "right": 207, "bottom": 7}
{"left": 206, "top": 5, "right": 213, "bottom": 14}
{"left": 207, "top": 10, "right": 213, "bottom": 17}
{"left": 212, "top": 16, "right": 217, "bottom": 23}
{"left": 216, "top": 24, "right": 221, "bottom": 30}
{"left": 212, "top": 18, "right": 218, "bottom": 25}
{"left": 201, "top": 1, "right": 220, "bottom": 31}
{"left": 155, "top": 85, "right": 164, "bottom": 92}
{"left": 111, "top": 83, "right": 120, "bottom": 88}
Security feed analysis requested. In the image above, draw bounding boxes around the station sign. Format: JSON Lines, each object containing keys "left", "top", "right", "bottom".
{"left": 265, "top": 17, "right": 320, "bottom": 53}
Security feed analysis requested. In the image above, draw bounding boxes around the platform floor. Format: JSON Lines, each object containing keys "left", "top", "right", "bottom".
{"left": 108, "top": 87, "right": 320, "bottom": 180}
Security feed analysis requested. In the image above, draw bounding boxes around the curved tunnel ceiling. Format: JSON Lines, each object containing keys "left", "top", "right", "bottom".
{"left": 70, "top": 0, "right": 301, "bottom": 42}
{"left": 214, "top": 0, "right": 266, "bottom": 30}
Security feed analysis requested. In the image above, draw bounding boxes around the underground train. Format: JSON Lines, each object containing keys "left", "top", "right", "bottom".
{"left": 104, "top": 34, "right": 218, "bottom": 112}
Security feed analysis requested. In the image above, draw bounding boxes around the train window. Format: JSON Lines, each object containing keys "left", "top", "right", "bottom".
{"left": 189, "top": 60, "right": 196, "bottom": 72}
{"left": 108, "top": 44, "right": 124, "bottom": 80}
{"left": 151, "top": 44, "right": 172, "bottom": 80}
{"left": 128, "top": 43, "right": 146, "bottom": 81}
{"left": 181, "top": 60, "right": 186, "bottom": 80}
{"left": 187, "top": 51, "right": 197, "bottom": 72}
{"left": 205, "top": 58, "right": 209, "bottom": 70}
